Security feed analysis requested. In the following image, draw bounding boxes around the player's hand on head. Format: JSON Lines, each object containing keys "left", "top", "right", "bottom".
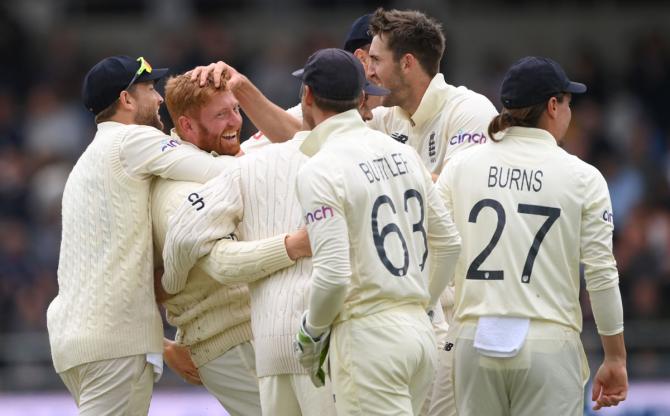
{"left": 164, "top": 340, "right": 202, "bottom": 385}
{"left": 189, "top": 61, "right": 227, "bottom": 88}
{"left": 591, "top": 359, "right": 628, "bottom": 410}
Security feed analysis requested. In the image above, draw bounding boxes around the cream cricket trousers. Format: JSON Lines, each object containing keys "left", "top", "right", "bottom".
{"left": 330, "top": 305, "right": 437, "bottom": 416}
{"left": 198, "top": 341, "right": 261, "bottom": 416}
{"left": 452, "top": 319, "right": 589, "bottom": 416}
{"left": 59, "top": 354, "right": 153, "bottom": 416}
{"left": 258, "top": 373, "right": 337, "bottom": 416}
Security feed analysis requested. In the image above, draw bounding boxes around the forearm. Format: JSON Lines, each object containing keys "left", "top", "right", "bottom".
{"left": 233, "top": 76, "right": 301, "bottom": 142}
{"left": 589, "top": 285, "right": 624, "bottom": 336}
{"left": 601, "top": 332, "right": 626, "bottom": 363}
{"left": 306, "top": 277, "right": 348, "bottom": 336}
{"left": 197, "top": 233, "right": 295, "bottom": 284}
{"left": 427, "top": 239, "right": 461, "bottom": 309}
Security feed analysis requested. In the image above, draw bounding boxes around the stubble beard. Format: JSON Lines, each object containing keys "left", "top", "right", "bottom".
{"left": 135, "top": 103, "right": 164, "bottom": 131}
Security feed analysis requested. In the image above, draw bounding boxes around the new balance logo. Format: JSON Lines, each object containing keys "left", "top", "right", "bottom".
{"left": 391, "top": 132, "right": 408, "bottom": 144}
{"left": 188, "top": 192, "right": 205, "bottom": 211}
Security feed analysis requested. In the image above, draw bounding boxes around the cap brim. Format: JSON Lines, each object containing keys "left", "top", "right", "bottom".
{"left": 292, "top": 68, "right": 304, "bottom": 79}
{"left": 565, "top": 81, "right": 587, "bottom": 94}
{"left": 364, "top": 82, "right": 390, "bottom": 96}
{"left": 138, "top": 67, "right": 169, "bottom": 83}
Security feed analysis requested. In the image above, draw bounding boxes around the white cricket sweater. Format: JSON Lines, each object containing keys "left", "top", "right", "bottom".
{"left": 151, "top": 178, "right": 295, "bottom": 367}
{"left": 47, "top": 121, "right": 230, "bottom": 373}
{"left": 163, "top": 133, "right": 312, "bottom": 377}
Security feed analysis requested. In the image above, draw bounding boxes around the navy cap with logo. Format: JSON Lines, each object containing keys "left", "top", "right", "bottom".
{"left": 343, "top": 14, "right": 373, "bottom": 53}
{"left": 82, "top": 55, "right": 169, "bottom": 115}
{"left": 500, "top": 56, "right": 587, "bottom": 109}
{"left": 292, "top": 48, "right": 388, "bottom": 101}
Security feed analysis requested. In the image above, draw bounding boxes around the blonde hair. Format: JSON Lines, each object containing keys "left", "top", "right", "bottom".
{"left": 165, "top": 73, "right": 227, "bottom": 135}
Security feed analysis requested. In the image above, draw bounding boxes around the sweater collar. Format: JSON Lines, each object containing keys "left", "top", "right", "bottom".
{"left": 300, "top": 109, "right": 366, "bottom": 157}
{"left": 503, "top": 126, "right": 558, "bottom": 146}
{"left": 397, "top": 73, "right": 449, "bottom": 127}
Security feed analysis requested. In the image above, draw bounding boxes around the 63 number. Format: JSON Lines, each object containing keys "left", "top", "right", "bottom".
{"left": 371, "top": 189, "right": 428, "bottom": 277}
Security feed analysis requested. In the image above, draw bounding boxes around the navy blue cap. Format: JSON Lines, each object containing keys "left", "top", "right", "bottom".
{"left": 82, "top": 55, "right": 168, "bottom": 115}
{"left": 500, "top": 56, "right": 587, "bottom": 109}
{"left": 343, "top": 14, "right": 373, "bottom": 53}
{"left": 292, "top": 48, "right": 388, "bottom": 101}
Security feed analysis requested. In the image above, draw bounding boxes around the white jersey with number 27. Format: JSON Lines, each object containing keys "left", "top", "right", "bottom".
{"left": 436, "top": 126, "right": 619, "bottom": 332}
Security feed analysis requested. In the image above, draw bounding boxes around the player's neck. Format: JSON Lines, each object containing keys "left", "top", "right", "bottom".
{"left": 402, "top": 74, "right": 431, "bottom": 117}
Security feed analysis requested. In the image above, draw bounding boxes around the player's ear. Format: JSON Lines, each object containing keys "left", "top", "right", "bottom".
{"left": 400, "top": 53, "right": 414, "bottom": 72}
{"left": 118, "top": 90, "right": 135, "bottom": 111}
{"left": 353, "top": 49, "right": 368, "bottom": 67}
{"left": 177, "top": 115, "right": 194, "bottom": 136}
{"left": 546, "top": 97, "right": 559, "bottom": 119}
{"left": 302, "top": 85, "right": 315, "bottom": 106}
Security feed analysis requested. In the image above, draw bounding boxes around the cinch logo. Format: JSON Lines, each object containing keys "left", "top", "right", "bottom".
{"left": 602, "top": 209, "right": 614, "bottom": 223}
{"left": 161, "top": 139, "right": 180, "bottom": 152}
{"left": 305, "top": 206, "right": 334, "bottom": 224}
{"left": 188, "top": 192, "right": 205, "bottom": 211}
{"left": 448, "top": 130, "right": 487, "bottom": 146}
{"left": 391, "top": 132, "right": 408, "bottom": 144}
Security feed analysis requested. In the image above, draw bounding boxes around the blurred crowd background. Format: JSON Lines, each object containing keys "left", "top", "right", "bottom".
{"left": 1, "top": 0, "right": 669, "bottom": 396}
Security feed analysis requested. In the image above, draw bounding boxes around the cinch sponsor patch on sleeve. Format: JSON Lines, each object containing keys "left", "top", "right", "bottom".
{"left": 160, "top": 139, "right": 181, "bottom": 152}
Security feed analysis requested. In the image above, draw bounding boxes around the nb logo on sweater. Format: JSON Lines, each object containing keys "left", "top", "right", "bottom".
{"left": 391, "top": 132, "right": 408, "bottom": 144}
{"left": 305, "top": 206, "right": 334, "bottom": 224}
{"left": 188, "top": 192, "right": 205, "bottom": 211}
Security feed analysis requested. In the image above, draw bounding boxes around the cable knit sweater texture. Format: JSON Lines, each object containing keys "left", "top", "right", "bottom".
{"left": 164, "top": 134, "right": 312, "bottom": 376}
{"left": 151, "top": 178, "right": 294, "bottom": 367}
{"left": 47, "top": 122, "right": 228, "bottom": 373}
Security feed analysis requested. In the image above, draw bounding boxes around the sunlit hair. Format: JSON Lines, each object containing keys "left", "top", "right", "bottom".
{"left": 488, "top": 94, "right": 565, "bottom": 141}
{"left": 165, "top": 73, "right": 228, "bottom": 136}
{"left": 369, "top": 8, "right": 445, "bottom": 77}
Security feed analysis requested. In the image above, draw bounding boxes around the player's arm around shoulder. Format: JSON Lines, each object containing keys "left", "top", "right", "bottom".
{"left": 118, "top": 124, "right": 233, "bottom": 183}
{"left": 161, "top": 164, "right": 245, "bottom": 295}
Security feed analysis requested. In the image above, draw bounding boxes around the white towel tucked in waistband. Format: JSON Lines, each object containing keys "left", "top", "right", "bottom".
{"left": 474, "top": 316, "right": 530, "bottom": 358}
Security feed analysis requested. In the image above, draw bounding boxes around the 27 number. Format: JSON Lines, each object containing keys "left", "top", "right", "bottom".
{"left": 467, "top": 199, "right": 560, "bottom": 283}
{"left": 371, "top": 190, "right": 427, "bottom": 277}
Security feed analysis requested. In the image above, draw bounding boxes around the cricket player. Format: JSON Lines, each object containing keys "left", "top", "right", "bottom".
{"left": 46, "top": 55, "right": 233, "bottom": 415}
{"left": 151, "top": 72, "right": 313, "bottom": 415}
{"left": 436, "top": 56, "right": 628, "bottom": 415}
{"left": 292, "top": 48, "right": 462, "bottom": 416}
{"left": 159, "top": 64, "right": 389, "bottom": 416}
{"left": 366, "top": 8, "right": 498, "bottom": 178}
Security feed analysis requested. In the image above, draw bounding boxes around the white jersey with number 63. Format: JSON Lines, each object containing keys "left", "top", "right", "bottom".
{"left": 297, "top": 110, "right": 460, "bottom": 324}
